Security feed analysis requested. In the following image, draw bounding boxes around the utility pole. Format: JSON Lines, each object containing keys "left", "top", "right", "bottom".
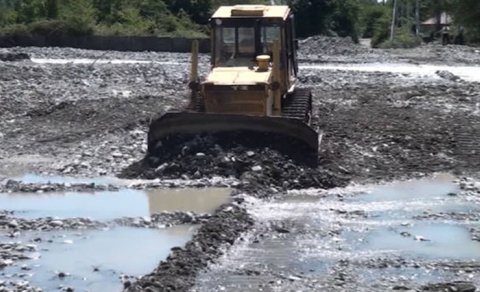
{"left": 415, "top": 0, "right": 420, "bottom": 36}
{"left": 435, "top": 0, "right": 442, "bottom": 33}
{"left": 390, "top": 0, "right": 398, "bottom": 41}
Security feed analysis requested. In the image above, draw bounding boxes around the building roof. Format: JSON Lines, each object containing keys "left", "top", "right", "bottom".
{"left": 212, "top": 5, "right": 290, "bottom": 20}
{"left": 422, "top": 12, "right": 452, "bottom": 25}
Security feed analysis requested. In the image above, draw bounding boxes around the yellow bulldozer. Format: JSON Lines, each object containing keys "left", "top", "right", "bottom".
{"left": 148, "top": 5, "right": 320, "bottom": 163}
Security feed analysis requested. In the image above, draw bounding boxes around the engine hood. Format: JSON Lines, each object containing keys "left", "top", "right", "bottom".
{"left": 205, "top": 67, "right": 271, "bottom": 85}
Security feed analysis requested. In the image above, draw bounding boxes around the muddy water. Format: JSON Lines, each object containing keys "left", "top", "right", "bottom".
{"left": 0, "top": 186, "right": 230, "bottom": 219}
{"left": 147, "top": 188, "right": 230, "bottom": 214}
{"left": 0, "top": 176, "right": 230, "bottom": 291}
{"left": 302, "top": 63, "right": 480, "bottom": 82}
{"left": 3, "top": 226, "right": 196, "bottom": 292}
{"left": 195, "top": 174, "right": 480, "bottom": 291}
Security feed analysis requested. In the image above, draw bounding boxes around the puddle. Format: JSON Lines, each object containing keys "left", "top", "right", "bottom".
{"left": 0, "top": 174, "right": 228, "bottom": 291}
{"left": 195, "top": 174, "right": 480, "bottom": 290}
{"left": 0, "top": 188, "right": 230, "bottom": 219}
{"left": 364, "top": 223, "right": 480, "bottom": 260}
{"left": 147, "top": 188, "right": 230, "bottom": 214}
{"left": 4, "top": 226, "right": 196, "bottom": 292}
{"left": 301, "top": 63, "right": 480, "bottom": 82}
{"left": 355, "top": 174, "right": 459, "bottom": 202}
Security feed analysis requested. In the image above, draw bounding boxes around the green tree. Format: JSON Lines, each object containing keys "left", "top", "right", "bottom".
{"left": 449, "top": 0, "right": 480, "bottom": 41}
{"left": 288, "top": 0, "right": 336, "bottom": 37}
{"left": 167, "top": 0, "right": 212, "bottom": 24}
{"left": 59, "top": 0, "right": 96, "bottom": 35}
{"left": 359, "top": 0, "right": 389, "bottom": 38}
{"left": 46, "top": 0, "right": 58, "bottom": 19}
{"left": 15, "top": 0, "right": 47, "bottom": 23}
{"left": 371, "top": 7, "right": 392, "bottom": 47}
{"left": 331, "top": 0, "right": 360, "bottom": 41}
{"left": 0, "top": 4, "right": 17, "bottom": 26}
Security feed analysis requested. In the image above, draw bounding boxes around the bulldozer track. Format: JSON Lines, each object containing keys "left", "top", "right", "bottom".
{"left": 282, "top": 87, "right": 312, "bottom": 124}
{"left": 187, "top": 95, "right": 206, "bottom": 112}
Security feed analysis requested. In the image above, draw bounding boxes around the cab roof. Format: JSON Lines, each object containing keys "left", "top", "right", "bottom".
{"left": 212, "top": 5, "right": 290, "bottom": 20}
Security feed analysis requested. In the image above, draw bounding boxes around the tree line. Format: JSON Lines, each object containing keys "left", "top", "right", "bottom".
{"left": 0, "top": 0, "right": 478, "bottom": 45}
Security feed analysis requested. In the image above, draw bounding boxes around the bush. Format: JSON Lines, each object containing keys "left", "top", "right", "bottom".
{"left": 26, "top": 19, "right": 94, "bottom": 37}
{"left": 0, "top": 24, "right": 30, "bottom": 37}
{"left": 331, "top": 0, "right": 360, "bottom": 42}
{"left": 0, "top": 8, "right": 17, "bottom": 26}
{"left": 371, "top": 11, "right": 391, "bottom": 48}
{"left": 59, "top": 0, "right": 96, "bottom": 36}
{"left": 360, "top": 4, "right": 388, "bottom": 38}
{"left": 28, "top": 19, "right": 66, "bottom": 35}
{"left": 379, "top": 26, "right": 422, "bottom": 49}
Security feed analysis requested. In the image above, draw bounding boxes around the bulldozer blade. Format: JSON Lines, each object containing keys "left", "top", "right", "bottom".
{"left": 147, "top": 112, "right": 319, "bottom": 165}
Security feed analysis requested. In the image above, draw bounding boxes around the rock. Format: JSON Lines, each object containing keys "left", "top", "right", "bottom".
{"left": 50, "top": 220, "right": 64, "bottom": 227}
{"left": 8, "top": 219, "right": 19, "bottom": 228}
{"left": 112, "top": 151, "right": 123, "bottom": 158}
{"left": 155, "top": 163, "right": 168, "bottom": 173}
{"left": 274, "top": 227, "right": 290, "bottom": 234}
{"left": 0, "top": 52, "right": 30, "bottom": 62}
{"left": 414, "top": 235, "right": 429, "bottom": 241}
{"left": 80, "top": 162, "right": 90, "bottom": 168}
{"left": 421, "top": 281, "right": 476, "bottom": 292}
{"left": 288, "top": 275, "right": 302, "bottom": 281}
{"left": 251, "top": 166, "right": 262, "bottom": 172}
{"left": 0, "top": 259, "right": 13, "bottom": 267}
{"left": 435, "top": 70, "right": 461, "bottom": 82}
{"left": 5, "top": 179, "right": 20, "bottom": 190}
{"left": 392, "top": 285, "right": 411, "bottom": 290}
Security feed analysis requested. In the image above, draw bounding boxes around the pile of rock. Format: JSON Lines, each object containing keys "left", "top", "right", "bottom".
{"left": 0, "top": 214, "right": 106, "bottom": 232}
{"left": 122, "top": 134, "right": 347, "bottom": 193}
{"left": 0, "top": 51, "right": 30, "bottom": 62}
{"left": 114, "top": 212, "right": 212, "bottom": 228}
{"left": 1, "top": 180, "right": 119, "bottom": 193}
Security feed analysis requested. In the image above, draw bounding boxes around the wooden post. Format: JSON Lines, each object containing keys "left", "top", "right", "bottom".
{"left": 189, "top": 40, "right": 199, "bottom": 101}
{"left": 190, "top": 40, "right": 199, "bottom": 84}
{"left": 415, "top": 0, "right": 420, "bottom": 36}
{"left": 390, "top": 0, "right": 398, "bottom": 41}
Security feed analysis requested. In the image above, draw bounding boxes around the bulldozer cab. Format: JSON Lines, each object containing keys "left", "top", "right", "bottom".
{"left": 211, "top": 5, "right": 298, "bottom": 77}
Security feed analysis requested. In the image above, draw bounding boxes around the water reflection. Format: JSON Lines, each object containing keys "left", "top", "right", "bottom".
{"left": 4, "top": 226, "right": 197, "bottom": 292}
{"left": 0, "top": 188, "right": 230, "bottom": 219}
{"left": 147, "top": 188, "right": 230, "bottom": 214}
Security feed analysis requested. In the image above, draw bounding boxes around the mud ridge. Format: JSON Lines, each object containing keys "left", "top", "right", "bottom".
{"left": 125, "top": 201, "right": 254, "bottom": 292}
